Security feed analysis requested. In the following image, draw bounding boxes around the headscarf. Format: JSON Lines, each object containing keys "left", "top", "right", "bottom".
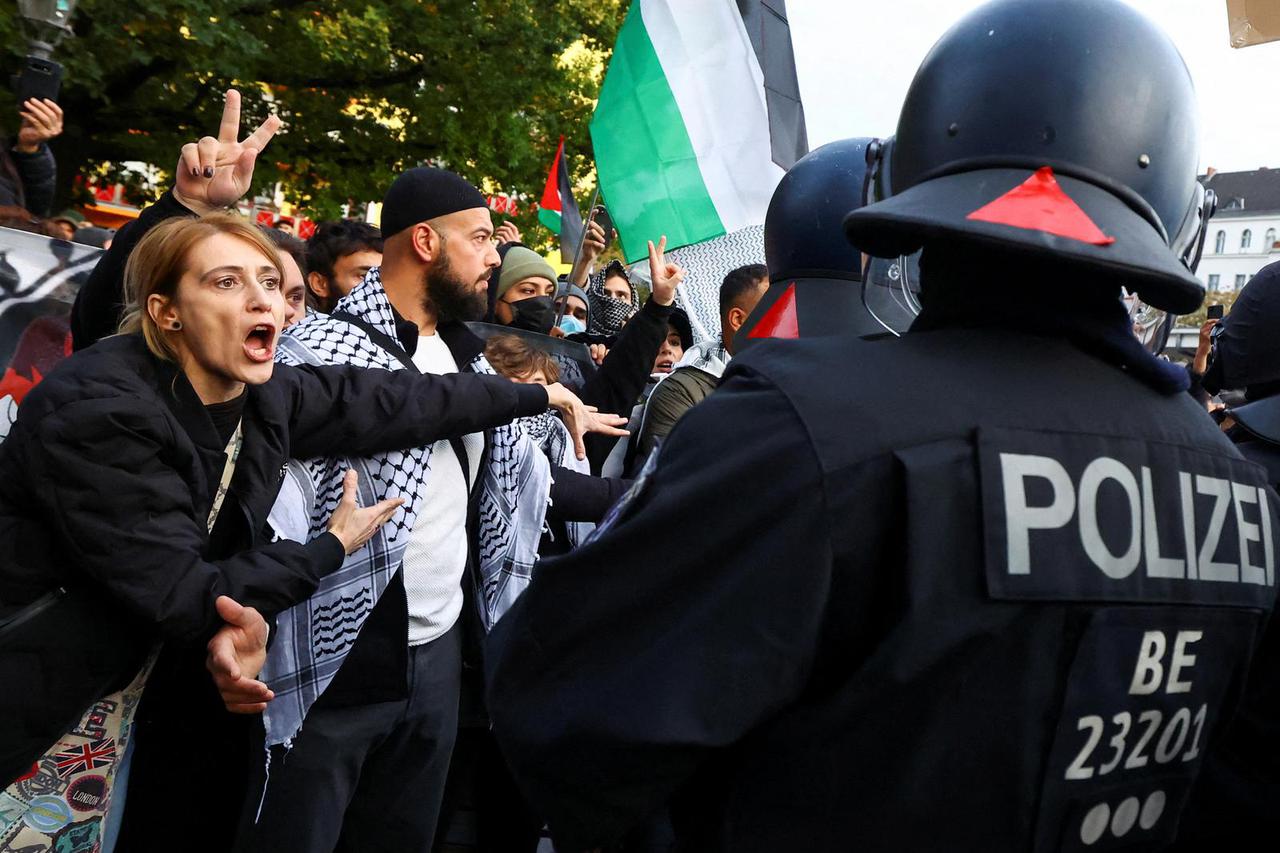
{"left": 586, "top": 263, "right": 639, "bottom": 337}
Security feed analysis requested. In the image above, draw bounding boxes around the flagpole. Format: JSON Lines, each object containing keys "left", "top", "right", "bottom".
{"left": 556, "top": 186, "right": 600, "bottom": 329}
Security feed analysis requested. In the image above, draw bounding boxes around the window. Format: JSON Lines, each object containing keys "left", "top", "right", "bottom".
{"left": 1214, "top": 230, "right": 1226, "bottom": 253}
{"left": 1242, "top": 229, "right": 1252, "bottom": 251}
{"left": 1267, "top": 228, "right": 1277, "bottom": 251}
{"left": 1236, "top": 274, "right": 1247, "bottom": 290}
{"left": 1209, "top": 274, "right": 1220, "bottom": 290}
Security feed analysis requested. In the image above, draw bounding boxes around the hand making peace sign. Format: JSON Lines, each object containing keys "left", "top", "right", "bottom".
{"left": 172, "top": 89, "right": 282, "bottom": 215}
{"left": 647, "top": 235, "right": 684, "bottom": 307}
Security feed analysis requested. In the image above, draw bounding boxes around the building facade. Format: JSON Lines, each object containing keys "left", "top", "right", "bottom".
{"left": 1197, "top": 168, "right": 1280, "bottom": 293}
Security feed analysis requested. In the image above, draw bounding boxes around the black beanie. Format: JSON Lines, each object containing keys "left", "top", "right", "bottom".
{"left": 380, "top": 167, "right": 488, "bottom": 238}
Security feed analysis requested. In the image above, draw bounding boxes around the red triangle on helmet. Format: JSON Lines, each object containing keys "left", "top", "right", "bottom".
{"left": 748, "top": 282, "right": 799, "bottom": 339}
{"left": 966, "top": 167, "right": 1116, "bottom": 246}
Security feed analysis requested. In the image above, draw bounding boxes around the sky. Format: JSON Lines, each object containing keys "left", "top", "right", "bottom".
{"left": 789, "top": 0, "right": 1280, "bottom": 174}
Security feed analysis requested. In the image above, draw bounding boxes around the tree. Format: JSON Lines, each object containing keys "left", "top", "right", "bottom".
{"left": 0, "top": 0, "right": 623, "bottom": 237}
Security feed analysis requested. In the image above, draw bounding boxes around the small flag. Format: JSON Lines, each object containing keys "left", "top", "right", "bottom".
{"left": 966, "top": 167, "right": 1116, "bottom": 246}
{"left": 538, "top": 136, "right": 584, "bottom": 264}
{"left": 52, "top": 738, "right": 117, "bottom": 778}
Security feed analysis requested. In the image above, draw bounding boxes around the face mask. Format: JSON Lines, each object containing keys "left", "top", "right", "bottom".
{"left": 508, "top": 295, "right": 557, "bottom": 334}
{"left": 559, "top": 314, "right": 586, "bottom": 335}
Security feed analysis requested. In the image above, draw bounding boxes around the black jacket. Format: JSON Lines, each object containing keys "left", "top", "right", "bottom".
{"left": 575, "top": 297, "right": 676, "bottom": 473}
{"left": 487, "top": 328, "right": 1278, "bottom": 852}
{"left": 0, "top": 143, "right": 56, "bottom": 218}
{"left": 0, "top": 332, "right": 547, "bottom": 784}
{"left": 70, "top": 190, "right": 191, "bottom": 350}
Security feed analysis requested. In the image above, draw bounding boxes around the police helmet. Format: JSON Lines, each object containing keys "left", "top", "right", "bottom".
{"left": 738, "top": 138, "right": 892, "bottom": 350}
{"left": 845, "top": 0, "right": 1214, "bottom": 315}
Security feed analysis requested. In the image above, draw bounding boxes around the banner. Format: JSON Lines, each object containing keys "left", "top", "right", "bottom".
{"left": 0, "top": 227, "right": 103, "bottom": 442}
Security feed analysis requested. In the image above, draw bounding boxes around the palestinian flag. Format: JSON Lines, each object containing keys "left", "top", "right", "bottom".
{"left": 590, "top": 0, "right": 807, "bottom": 261}
{"left": 538, "top": 136, "right": 584, "bottom": 264}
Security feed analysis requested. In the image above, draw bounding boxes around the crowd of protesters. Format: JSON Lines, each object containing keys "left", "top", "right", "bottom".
{"left": 5, "top": 0, "right": 1280, "bottom": 851}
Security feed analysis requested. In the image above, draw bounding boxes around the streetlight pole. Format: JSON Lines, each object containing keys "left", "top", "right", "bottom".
{"left": 16, "top": 0, "right": 77, "bottom": 62}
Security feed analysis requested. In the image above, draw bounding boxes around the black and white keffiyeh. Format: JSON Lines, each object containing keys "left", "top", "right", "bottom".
{"left": 585, "top": 270, "right": 639, "bottom": 337}
{"left": 260, "top": 269, "right": 551, "bottom": 750}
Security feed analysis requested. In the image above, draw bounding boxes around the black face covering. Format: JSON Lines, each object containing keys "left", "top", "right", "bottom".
{"left": 507, "top": 295, "right": 557, "bottom": 334}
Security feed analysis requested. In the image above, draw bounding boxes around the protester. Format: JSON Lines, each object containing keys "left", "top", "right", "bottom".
{"left": 262, "top": 226, "right": 308, "bottom": 326}
{"left": 1, "top": 98, "right": 61, "bottom": 218}
{"left": 490, "top": 244, "right": 560, "bottom": 334}
{"left": 235, "top": 165, "right": 625, "bottom": 853}
{"left": 304, "top": 220, "right": 383, "bottom": 313}
{"left": 577, "top": 259, "right": 639, "bottom": 343}
{"left": 650, "top": 307, "right": 691, "bottom": 375}
{"left": 634, "top": 264, "right": 768, "bottom": 465}
{"left": 0, "top": 209, "right": 579, "bottom": 851}
{"left": 483, "top": 3, "right": 1274, "bottom": 851}
{"left": 17, "top": 89, "right": 606, "bottom": 853}
{"left": 556, "top": 281, "right": 590, "bottom": 335}
{"left": 485, "top": 333, "right": 559, "bottom": 385}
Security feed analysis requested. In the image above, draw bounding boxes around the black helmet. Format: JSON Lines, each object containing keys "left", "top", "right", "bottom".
{"left": 738, "top": 138, "right": 889, "bottom": 351}
{"left": 845, "top": 0, "right": 1213, "bottom": 315}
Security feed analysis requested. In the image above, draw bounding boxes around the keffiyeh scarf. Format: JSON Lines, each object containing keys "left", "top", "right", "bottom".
{"left": 585, "top": 270, "right": 639, "bottom": 337}
{"left": 261, "top": 269, "right": 551, "bottom": 750}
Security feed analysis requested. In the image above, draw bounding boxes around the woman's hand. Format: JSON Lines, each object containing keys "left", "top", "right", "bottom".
{"left": 544, "top": 382, "right": 629, "bottom": 460}
{"left": 206, "top": 595, "right": 273, "bottom": 714}
{"left": 15, "top": 98, "right": 62, "bottom": 153}
{"left": 588, "top": 343, "right": 608, "bottom": 366}
{"left": 172, "top": 89, "right": 282, "bottom": 216}
{"left": 326, "top": 470, "right": 405, "bottom": 555}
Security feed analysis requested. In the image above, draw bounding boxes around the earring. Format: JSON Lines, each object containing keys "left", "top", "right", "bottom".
{"left": 170, "top": 321, "right": 183, "bottom": 331}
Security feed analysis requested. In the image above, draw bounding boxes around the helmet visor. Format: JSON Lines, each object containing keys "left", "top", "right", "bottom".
{"left": 861, "top": 251, "right": 922, "bottom": 336}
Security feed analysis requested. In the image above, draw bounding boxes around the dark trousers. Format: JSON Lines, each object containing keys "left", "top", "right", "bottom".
{"left": 236, "top": 621, "right": 462, "bottom": 853}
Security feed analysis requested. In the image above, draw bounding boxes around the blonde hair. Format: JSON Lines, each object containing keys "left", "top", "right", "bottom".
{"left": 118, "top": 213, "right": 284, "bottom": 362}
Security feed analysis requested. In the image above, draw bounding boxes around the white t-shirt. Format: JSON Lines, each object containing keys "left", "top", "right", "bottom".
{"left": 403, "top": 334, "right": 484, "bottom": 646}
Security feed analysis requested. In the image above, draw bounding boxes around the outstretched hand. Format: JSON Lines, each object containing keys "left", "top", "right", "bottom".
{"left": 544, "top": 383, "right": 629, "bottom": 460}
{"left": 206, "top": 595, "right": 273, "bottom": 714}
{"left": 647, "top": 236, "right": 683, "bottom": 307}
{"left": 173, "top": 89, "right": 282, "bottom": 215}
{"left": 326, "top": 469, "right": 405, "bottom": 555}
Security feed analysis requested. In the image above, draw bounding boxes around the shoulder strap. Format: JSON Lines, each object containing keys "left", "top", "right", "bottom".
{"left": 206, "top": 419, "right": 243, "bottom": 533}
{"left": 331, "top": 310, "right": 418, "bottom": 374}
{"left": 334, "top": 310, "right": 475, "bottom": 491}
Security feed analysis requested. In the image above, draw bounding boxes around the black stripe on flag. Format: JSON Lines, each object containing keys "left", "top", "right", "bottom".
{"left": 737, "top": 0, "right": 809, "bottom": 170}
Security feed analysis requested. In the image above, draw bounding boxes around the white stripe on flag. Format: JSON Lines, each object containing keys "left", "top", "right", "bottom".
{"left": 640, "top": 0, "right": 785, "bottom": 234}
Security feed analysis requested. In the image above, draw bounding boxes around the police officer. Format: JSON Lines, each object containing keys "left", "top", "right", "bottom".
{"left": 1171, "top": 259, "right": 1280, "bottom": 846}
{"left": 484, "top": 1, "right": 1278, "bottom": 850}
{"left": 736, "top": 137, "right": 890, "bottom": 350}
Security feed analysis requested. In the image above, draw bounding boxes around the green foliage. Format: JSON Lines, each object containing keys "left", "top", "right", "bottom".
{"left": 0, "top": 0, "right": 624, "bottom": 228}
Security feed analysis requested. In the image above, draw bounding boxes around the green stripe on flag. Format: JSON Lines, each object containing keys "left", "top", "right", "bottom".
{"left": 538, "top": 207, "right": 561, "bottom": 234}
{"left": 591, "top": 2, "right": 724, "bottom": 262}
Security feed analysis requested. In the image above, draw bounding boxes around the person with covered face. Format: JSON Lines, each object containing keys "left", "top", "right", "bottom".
{"left": 491, "top": 245, "right": 561, "bottom": 334}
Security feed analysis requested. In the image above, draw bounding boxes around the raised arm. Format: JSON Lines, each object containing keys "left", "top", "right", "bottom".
{"left": 71, "top": 89, "right": 281, "bottom": 350}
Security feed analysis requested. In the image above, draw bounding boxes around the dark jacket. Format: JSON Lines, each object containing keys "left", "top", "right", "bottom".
{"left": 575, "top": 297, "right": 677, "bottom": 473}
{"left": 0, "top": 332, "right": 547, "bottom": 785}
{"left": 633, "top": 364, "right": 719, "bottom": 466}
{"left": 0, "top": 143, "right": 56, "bottom": 218}
{"left": 487, "top": 325, "right": 1277, "bottom": 852}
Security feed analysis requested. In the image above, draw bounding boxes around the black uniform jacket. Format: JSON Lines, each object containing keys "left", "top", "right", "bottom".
{"left": 0, "top": 332, "right": 547, "bottom": 782}
{"left": 486, "top": 328, "right": 1279, "bottom": 852}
